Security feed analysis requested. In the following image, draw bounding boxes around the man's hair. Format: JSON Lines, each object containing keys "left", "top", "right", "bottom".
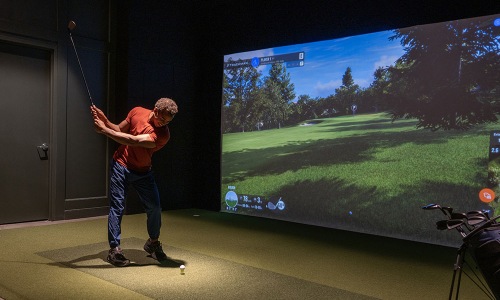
{"left": 155, "top": 98, "right": 178, "bottom": 116}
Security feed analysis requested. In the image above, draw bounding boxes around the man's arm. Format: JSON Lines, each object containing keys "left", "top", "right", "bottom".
{"left": 91, "top": 105, "right": 130, "bottom": 132}
{"left": 97, "top": 126, "right": 156, "bottom": 148}
{"left": 91, "top": 105, "right": 156, "bottom": 148}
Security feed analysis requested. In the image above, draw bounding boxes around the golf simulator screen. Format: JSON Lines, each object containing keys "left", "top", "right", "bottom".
{"left": 221, "top": 13, "right": 500, "bottom": 247}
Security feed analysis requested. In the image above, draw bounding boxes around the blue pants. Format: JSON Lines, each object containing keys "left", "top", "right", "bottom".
{"left": 108, "top": 160, "right": 162, "bottom": 248}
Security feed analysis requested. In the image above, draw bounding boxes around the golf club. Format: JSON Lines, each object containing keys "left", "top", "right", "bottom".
{"left": 450, "top": 212, "right": 474, "bottom": 231}
{"left": 464, "top": 215, "right": 500, "bottom": 242}
{"left": 67, "top": 20, "right": 94, "bottom": 106}
{"left": 466, "top": 210, "right": 490, "bottom": 220}
{"left": 436, "top": 219, "right": 449, "bottom": 231}
{"left": 423, "top": 204, "right": 467, "bottom": 236}
{"left": 435, "top": 219, "right": 467, "bottom": 237}
{"left": 447, "top": 219, "right": 466, "bottom": 230}
{"left": 467, "top": 215, "right": 489, "bottom": 227}
{"left": 450, "top": 212, "right": 466, "bottom": 219}
{"left": 422, "top": 203, "right": 454, "bottom": 217}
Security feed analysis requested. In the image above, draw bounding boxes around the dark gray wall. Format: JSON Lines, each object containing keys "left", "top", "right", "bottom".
{"left": 0, "top": 0, "right": 116, "bottom": 220}
{"left": 114, "top": 1, "right": 199, "bottom": 212}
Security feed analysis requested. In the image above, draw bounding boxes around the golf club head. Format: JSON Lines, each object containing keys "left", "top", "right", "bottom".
{"left": 441, "top": 206, "right": 453, "bottom": 216}
{"left": 446, "top": 219, "right": 465, "bottom": 230}
{"left": 422, "top": 204, "right": 439, "bottom": 210}
{"left": 467, "top": 215, "right": 488, "bottom": 226}
{"left": 450, "top": 212, "right": 467, "bottom": 220}
{"left": 482, "top": 209, "right": 492, "bottom": 218}
{"left": 436, "top": 220, "right": 449, "bottom": 230}
{"left": 68, "top": 20, "right": 76, "bottom": 32}
{"left": 435, "top": 219, "right": 464, "bottom": 230}
{"left": 467, "top": 210, "right": 486, "bottom": 215}
{"left": 466, "top": 210, "right": 489, "bottom": 221}
{"left": 449, "top": 212, "right": 475, "bottom": 231}
{"left": 422, "top": 203, "right": 453, "bottom": 218}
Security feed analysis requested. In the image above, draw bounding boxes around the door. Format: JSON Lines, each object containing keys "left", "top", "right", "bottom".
{"left": 0, "top": 41, "right": 51, "bottom": 224}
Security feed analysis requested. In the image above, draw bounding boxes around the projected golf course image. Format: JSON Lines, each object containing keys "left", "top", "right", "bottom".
{"left": 220, "top": 13, "right": 500, "bottom": 246}
{"left": 221, "top": 113, "right": 498, "bottom": 246}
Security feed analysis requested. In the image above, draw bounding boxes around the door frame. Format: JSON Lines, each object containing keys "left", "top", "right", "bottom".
{"left": 0, "top": 32, "right": 61, "bottom": 222}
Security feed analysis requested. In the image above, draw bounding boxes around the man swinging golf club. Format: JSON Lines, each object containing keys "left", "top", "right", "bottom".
{"left": 91, "top": 98, "right": 178, "bottom": 267}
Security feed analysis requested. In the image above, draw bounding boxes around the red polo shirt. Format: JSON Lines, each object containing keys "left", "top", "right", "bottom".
{"left": 113, "top": 107, "right": 170, "bottom": 172}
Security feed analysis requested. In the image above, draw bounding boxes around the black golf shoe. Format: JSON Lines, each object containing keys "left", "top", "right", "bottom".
{"left": 144, "top": 239, "right": 167, "bottom": 261}
{"left": 107, "top": 247, "right": 131, "bottom": 267}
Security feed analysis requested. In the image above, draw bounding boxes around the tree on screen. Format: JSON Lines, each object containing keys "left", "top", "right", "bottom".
{"left": 388, "top": 16, "right": 500, "bottom": 130}
{"left": 289, "top": 94, "right": 318, "bottom": 123}
{"left": 222, "top": 62, "right": 262, "bottom": 132}
{"left": 335, "top": 67, "right": 361, "bottom": 114}
{"left": 263, "top": 63, "right": 296, "bottom": 128}
{"left": 223, "top": 61, "right": 297, "bottom": 132}
{"left": 367, "top": 67, "right": 392, "bottom": 112}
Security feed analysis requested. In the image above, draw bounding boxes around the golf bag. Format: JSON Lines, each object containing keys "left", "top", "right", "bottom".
{"left": 422, "top": 204, "right": 500, "bottom": 299}
{"left": 465, "top": 225, "right": 500, "bottom": 299}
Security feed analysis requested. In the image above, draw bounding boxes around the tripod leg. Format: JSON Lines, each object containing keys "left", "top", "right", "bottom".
{"left": 449, "top": 244, "right": 466, "bottom": 300}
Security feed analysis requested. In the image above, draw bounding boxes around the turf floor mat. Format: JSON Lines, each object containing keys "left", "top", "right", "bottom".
{"left": 37, "top": 237, "right": 379, "bottom": 300}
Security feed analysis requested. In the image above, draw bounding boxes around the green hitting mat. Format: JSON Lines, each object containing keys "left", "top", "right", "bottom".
{"left": 37, "top": 237, "right": 379, "bottom": 300}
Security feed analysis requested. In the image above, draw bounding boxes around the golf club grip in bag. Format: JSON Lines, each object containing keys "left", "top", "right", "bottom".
{"left": 466, "top": 225, "right": 500, "bottom": 299}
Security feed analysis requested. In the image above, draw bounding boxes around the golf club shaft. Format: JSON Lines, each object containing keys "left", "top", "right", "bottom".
{"left": 68, "top": 25, "right": 94, "bottom": 106}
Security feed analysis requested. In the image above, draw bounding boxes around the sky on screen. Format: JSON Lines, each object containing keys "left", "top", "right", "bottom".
{"left": 224, "top": 30, "right": 405, "bottom": 100}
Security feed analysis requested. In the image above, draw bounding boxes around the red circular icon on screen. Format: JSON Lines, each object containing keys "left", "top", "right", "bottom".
{"left": 479, "top": 188, "right": 496, "bottom": 203}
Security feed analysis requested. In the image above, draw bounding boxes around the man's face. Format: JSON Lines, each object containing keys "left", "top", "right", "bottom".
{"left": 152, "top": 108, "right": 174, "bottom": 127}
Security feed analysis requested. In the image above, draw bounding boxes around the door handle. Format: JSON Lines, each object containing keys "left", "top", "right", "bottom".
{"left": 37, "top": 143, "right": 49, "bottom": 160}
